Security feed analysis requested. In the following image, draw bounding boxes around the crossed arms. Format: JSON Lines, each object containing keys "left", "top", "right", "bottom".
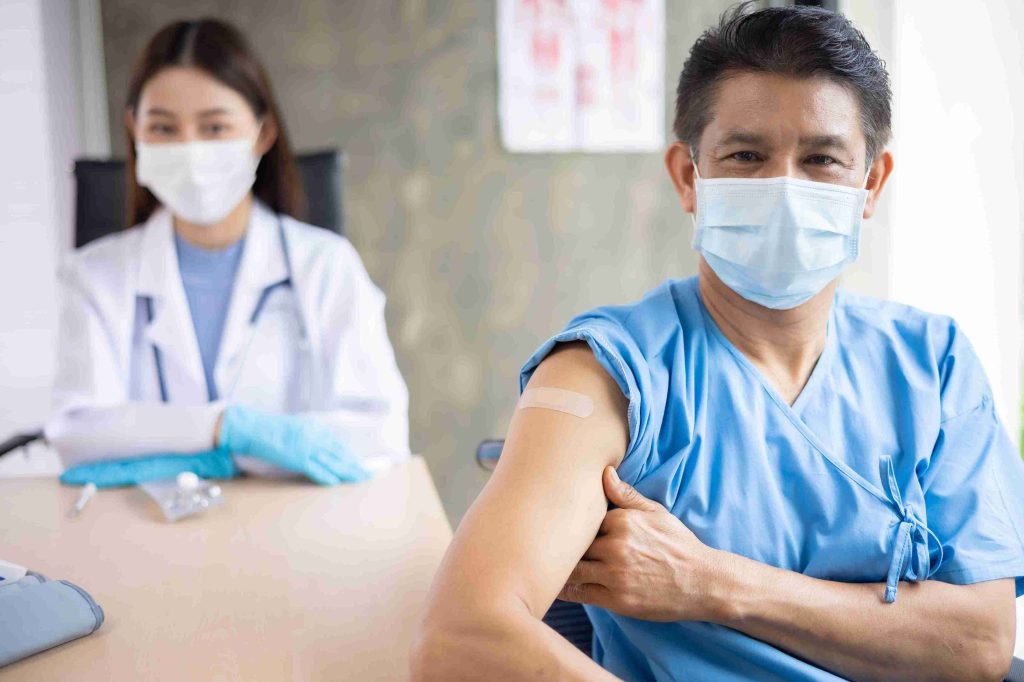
{"left": 411, "top": 343, "right": 1015, "bottom": 681}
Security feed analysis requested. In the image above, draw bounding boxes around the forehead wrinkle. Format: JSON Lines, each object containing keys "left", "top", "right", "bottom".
{"left": 702, "top": 74, "right": 864, "bottom": 155}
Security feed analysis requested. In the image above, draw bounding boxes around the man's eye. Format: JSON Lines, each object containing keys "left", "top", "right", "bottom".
{"left": 806, "top": 154, "right": 837, "bottom": 166}
{"left": 731, "top": 151, "right": 760, "bottom": 162}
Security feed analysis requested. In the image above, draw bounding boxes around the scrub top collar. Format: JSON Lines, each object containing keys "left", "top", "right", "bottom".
{"left": 693, "top": 280, "right": 838, "bottom": 413}
{"left": 693, "top": 278, "right": 942, "bottom": 602}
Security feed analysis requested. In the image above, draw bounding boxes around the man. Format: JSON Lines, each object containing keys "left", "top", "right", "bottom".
{"left": 412, "top": 5, "right": 1024, "bottom": 680}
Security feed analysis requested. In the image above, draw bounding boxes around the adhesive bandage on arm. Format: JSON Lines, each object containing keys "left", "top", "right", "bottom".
{"left": 517, "top": 387, "right": 594, "bottom": 419}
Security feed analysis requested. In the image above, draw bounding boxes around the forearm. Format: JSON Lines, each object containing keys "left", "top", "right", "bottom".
{"left": 712, "top": 551, "right": 1015, "bottom": 681}
{"left": 413, "top": 602, "right": 617, "bottom": 681}
{"left": 47, "top": 402, "right": 223, "bottom": 465}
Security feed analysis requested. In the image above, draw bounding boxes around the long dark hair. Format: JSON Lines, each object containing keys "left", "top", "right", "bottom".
{"left": 124, "top": 18, "right": 306, "bottom": 227}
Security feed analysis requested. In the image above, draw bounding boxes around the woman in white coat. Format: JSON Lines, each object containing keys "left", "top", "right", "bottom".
{"left": 49, "top": 19, "right": 409, "bottom": 486}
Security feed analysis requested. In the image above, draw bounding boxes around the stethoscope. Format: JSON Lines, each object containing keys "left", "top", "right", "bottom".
{"left": 142, "top": 214, "right": 308, "bottom": 404}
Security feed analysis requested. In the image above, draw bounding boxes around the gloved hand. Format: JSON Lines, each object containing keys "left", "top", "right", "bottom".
{"left": 217, "top": 406, "right": 371, "bottom": 485}
{"left": 60, "top": 448, "right": 238, "bottom": 488}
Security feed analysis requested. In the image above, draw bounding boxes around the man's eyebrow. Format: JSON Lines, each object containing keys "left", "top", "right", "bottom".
{"left": 712, "top": 130, "right": 856, "bottom": 153}
{"left": 799, "top": 134, "right": 853, "bottom": 150}
{"left": 714, "top": 130, "right": 767, "bottom": 147}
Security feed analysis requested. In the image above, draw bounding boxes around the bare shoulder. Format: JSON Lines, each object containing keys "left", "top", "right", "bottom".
{"left": 524, "top": 342, "right": 629, "bottom": 435}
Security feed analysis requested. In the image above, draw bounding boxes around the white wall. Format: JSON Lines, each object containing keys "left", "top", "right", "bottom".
{"left": 838, "top": 0, "right": 894, "bottom": 301}
{"left": 843, "top": 0, "right": 1024, "bottom": 441}
{"left": 0, "top": 0, "right": 107, "bottom": 476}
{"left": 844, "top": 0, "right": 1024, "bottom": 655}
{"left": 888, "top": 0, "right": 1024, "bottom": 441}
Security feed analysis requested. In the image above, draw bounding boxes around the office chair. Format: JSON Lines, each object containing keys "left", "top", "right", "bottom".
{"left": 73, "top": 149, "right": 346, "bottom": 247}
{"left": 476, "top": 439, "right": 594, "bottom": 656}
{"left": 478, "top": 440, "right": 1024, "bottom": 679}
{"left": 0, "top": 150, "right": 347, "bottom": 461}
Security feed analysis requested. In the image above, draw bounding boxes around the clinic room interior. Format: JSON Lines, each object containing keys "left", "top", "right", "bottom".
{"left": 5, "top": 0, "right": 1024, "bottom": 680}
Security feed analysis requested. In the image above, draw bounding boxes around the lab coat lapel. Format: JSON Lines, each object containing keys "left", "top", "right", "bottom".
{"left": 214, "top": 202, "right": 289, "bottom": 397}
{"left": 136, "top": 210, "right": 208, "bottom": 403}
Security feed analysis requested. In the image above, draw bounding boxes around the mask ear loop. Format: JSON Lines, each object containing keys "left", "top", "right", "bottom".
{"left": 689, "top": 150, "right": 701, "bottom": 237}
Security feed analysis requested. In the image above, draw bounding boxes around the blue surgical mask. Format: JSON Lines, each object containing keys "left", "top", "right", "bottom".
{"left": 692, "top": 165, "right": 869, "bottom": 310}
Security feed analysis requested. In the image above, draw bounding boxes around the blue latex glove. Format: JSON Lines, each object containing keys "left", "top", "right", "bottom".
{"left": 218, "top": 406, "right": 371, "bottom": 485}
{"left": 60, "top": 448, "right": 238, "bottom": 489}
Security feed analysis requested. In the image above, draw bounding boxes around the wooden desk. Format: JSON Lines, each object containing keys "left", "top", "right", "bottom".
{"left": 0, "top": 456, "right": 452, "bottom": 680}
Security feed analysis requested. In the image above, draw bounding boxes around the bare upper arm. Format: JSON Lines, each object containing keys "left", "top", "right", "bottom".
{"left": 426, "top": 342, "right": 629, "bottom": 622}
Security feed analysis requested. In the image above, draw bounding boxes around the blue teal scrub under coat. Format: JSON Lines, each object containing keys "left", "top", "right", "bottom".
{"left": 520, "top": 276, "right": 1024, "bottom": 681}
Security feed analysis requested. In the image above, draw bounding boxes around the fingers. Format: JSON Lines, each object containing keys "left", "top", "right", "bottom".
{"left": 600, "top": 507, "right": 646, "bottom": 536}
{"left": 327, "top": 454, "right": 372, "bottom": 482}
{"left": 602, "top": 466, "right": 661, "bottom": 512}
{"left": 311, "top": 452, "right": 371, "bottom": 484}
{"left": 306, "top": 459, "right": 342, "bottom": 486}
{"left": 566, "top": 559, "right": 604, "bottom": 585}
{"left": 582, "top": 534, "right": 615, "bottom": 561}
{"left": 558, "top": 581, "right": 612, "bottom": 607}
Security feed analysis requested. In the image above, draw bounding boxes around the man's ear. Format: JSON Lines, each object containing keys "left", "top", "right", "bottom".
{"left": 665, "top": 142, "right": 697, "bottom": 214}
{"left": 256, "top": 115, "right": 279, "bottom": 156}
{"left": 863, "top": 149, "right": 894, "bottom": 219}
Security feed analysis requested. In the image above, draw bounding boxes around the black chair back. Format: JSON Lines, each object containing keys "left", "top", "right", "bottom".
{"left": 73, "top": 149, "right": 345, "bottom": 248}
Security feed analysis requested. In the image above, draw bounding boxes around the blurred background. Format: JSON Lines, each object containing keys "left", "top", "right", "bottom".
{"left": 2, "top": 0, "right": 1023, "bottom": 526}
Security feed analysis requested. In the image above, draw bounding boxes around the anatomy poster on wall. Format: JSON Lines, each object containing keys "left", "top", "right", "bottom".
{"left": 498, "top": 0, "right": 665, "bottom": 153}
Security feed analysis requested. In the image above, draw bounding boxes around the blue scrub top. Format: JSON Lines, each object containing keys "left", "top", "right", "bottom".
{"left": 520, "top": 276, "right": 1024, "bottom": 682}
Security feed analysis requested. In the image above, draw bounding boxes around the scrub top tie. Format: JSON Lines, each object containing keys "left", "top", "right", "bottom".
{"left": 882, "top": 456, "right": 944, "bottom": 603}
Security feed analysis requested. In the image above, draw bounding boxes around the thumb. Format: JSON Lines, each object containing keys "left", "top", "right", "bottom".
{"left": 603, "top": 466, "right": 661, "bottom": 512}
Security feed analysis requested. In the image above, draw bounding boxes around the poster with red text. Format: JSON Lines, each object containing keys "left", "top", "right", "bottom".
{"left": 498, "top": 0, "right": 665, "bottom": 153}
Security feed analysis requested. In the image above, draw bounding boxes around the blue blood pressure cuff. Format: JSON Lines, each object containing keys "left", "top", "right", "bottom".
{"left": 0, "top": 572, "right": 105, "bottom": 667}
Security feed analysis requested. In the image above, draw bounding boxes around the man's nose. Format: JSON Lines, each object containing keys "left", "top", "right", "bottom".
{"left": 761, "top": 158, "right": 800, "bottom": 179}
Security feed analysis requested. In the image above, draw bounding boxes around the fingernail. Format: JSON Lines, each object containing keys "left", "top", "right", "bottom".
{"left": 608, "top": 466, "right": 620, "bottom": 482}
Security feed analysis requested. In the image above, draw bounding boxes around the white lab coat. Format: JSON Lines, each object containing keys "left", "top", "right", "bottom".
{"left": 46, "top": 201, "right": 410, "bottom": 473}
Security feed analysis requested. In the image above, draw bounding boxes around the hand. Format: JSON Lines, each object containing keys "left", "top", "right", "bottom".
{"left": 218, "top": 406, "right": 371, "bottom": 485}
{"left": 60, "top": 448, "right": 238, "bottom": 488}
{"left": 558, "top": 467, "right": 722, "bottom": 622}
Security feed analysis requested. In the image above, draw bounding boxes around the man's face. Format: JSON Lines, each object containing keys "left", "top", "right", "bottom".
{"left": 697, "top": 71, "right": 868, "bottom": 185}
{"left": 666, "top": 71, "right": 892, "bottom": 218}
{"left": 696, "top": 71, "right": 864, "bottom": 183}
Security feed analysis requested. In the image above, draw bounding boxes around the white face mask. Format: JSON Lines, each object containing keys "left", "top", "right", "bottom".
{"left": 692, "top": 164, "right": 870, "bottom": 310}
{"left": 135, "top": 138, "right": 259, "bottom": 226}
